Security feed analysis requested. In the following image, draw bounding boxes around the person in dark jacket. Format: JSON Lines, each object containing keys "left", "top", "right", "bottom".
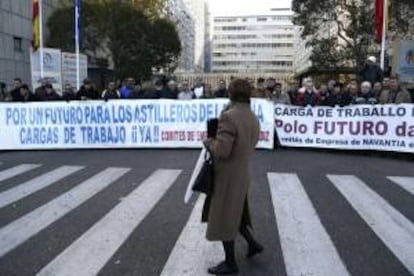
{"left": 76, "top": 79, "right": 100, "bottom": 100}
{"left": 326, "top": 82, "right": 353, "bottom": 107}
{"left": 36, "top": 83, "right": 62, "bottom": 101}
{"left": 34, "top": 78, "right": 49, "bottom": 100}
{"left": 12, "top": 84, "right": 37, "bottom": 102}
{"left": 128, "top": 83, "right": 145, "bottom": 99}
{"left": 160, "top": 80, "right": 178, "bottom": 99}
{"left": 102, "top": 82, "right": 121, "bottom": 100}
{"left": 132, "top": 81, "right": 159, "bottom": 99}
{"left": 62, "top": 83, "right": 77, "bottom": 101}
{"left": 9, "top": 78, "right": 23, "bottom": 101}
{"left": 319, "top": 84, "right": 331, "bottom": 106}
{"left": 200, "top": 83, "right": 215, "bottom": 99}
{"left": 144, "top": 79, "right": 163, "bottom": 99}
{"left": 360, "top": 56, "right": 384, "bottom": 86}
{"left": 336, "top": 84, "right": 353, "bottom": 107}
{"left": 406, "top": 84, "right": 414, "bottom": 104}
{"left": 214, "top": 79, "right": 228, "bottom": 98}
{"left": 0, "top": 82, "right": 10, "bottom": 101}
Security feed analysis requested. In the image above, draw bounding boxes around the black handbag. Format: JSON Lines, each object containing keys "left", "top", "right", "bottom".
{"left": 192, "top": 150, "right": 214, "bottom": 195}
{"left": 207, "top": 118, "right": 218, "bottom": 138}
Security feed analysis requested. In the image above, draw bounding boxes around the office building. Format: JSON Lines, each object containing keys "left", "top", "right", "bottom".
{"left": 212, "top": 8, "right": 295, "bottom": 74}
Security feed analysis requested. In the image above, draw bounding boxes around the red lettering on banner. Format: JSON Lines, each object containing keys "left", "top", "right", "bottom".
{"left": 187, "top": 131, "right": 195, "bottom": 141}
{"left": 161, "top": 131, "right": 186, "bottom": 141}
{"left": 196, "top": 131, "right": 207, "bottom": 141}
{"left": 259, "top": 131, "right": 270, "bottom": 141}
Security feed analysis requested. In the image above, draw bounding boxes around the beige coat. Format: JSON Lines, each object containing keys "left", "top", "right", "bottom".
{"left": 205, "top": 102, "right": 260, "bottom": 241}
{"left": 379, "top": 89, "right": 412, "bottom": 104}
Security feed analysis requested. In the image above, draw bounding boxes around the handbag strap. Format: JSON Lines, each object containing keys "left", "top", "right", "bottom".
{"left": 204, "top": 147, "right": 214, "bottom": 161}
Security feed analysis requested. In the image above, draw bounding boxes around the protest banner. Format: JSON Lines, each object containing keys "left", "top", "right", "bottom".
{"left": 0, "top": 99, "right": 274, "bottom": 150}
{"left": 275, "top": 104, "right": 414, "bottom": 153}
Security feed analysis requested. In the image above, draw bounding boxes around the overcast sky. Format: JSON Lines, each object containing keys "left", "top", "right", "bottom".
{"left": 208, "top": 0, "right": 292, "bottom": 16}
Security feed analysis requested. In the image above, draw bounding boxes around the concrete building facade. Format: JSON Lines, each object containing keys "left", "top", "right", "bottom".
{"left": 165, "top": 0, "right": 195, "bottom": 73}
{"left": 0, "top": 0, "right": 60, "bottom": 89}
{"left": 203, "top": 1, "right": 212, "bottom": 73}
{"left": 211, "top": 9, "right": 295, "bottom": 74}
{"left": 182, "top": 0, "right": 205, "bottom": 72}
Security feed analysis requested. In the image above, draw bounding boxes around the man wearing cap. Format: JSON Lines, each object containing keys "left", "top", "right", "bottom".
{"left": 360, "top": 56, "right": 384, "bottom": 86}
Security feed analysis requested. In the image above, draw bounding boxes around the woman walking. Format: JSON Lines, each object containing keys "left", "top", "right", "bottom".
{"left": 203, "top": 78, "right": 263, "bottom": 275}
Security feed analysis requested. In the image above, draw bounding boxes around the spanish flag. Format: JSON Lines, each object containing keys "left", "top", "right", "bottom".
{"left": 375, "top": 0, "right": 390, "bottom": 43}
{"left": 32, "top": 0, "right": 40, "bottom": 51}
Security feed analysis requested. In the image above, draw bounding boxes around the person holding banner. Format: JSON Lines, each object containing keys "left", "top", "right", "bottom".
{"left": 11, "top": 84, "right": 38, "bottom": 102}
{"left": 202, "top": 79, "right": 262, "bottom": 275}
{"left": 76, "top": 79, "right": 100, "bottom": 100}
{"left": 295, "top": 77, "right": 321, "bottom": 107}
{"left": 102, "top": 82, "right": 121, "bottom": 100}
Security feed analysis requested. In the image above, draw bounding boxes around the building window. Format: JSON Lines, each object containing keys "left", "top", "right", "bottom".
{"left": 14, "top": 37, "right": 23, "bottom": 52}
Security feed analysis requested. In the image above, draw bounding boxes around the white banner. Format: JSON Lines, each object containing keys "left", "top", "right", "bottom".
{"left": 275, "top": 104, "right": 414, "bottom": 153}
{"left": 31, "top": 48, "right": 63, "bottom": 94}
{"left": 0, "top": 99, "right": 274, "bottom": 150}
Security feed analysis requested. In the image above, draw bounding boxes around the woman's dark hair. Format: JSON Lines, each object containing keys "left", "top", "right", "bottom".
{"left": 229, "top": 79, "right": 252, "bottom": 103}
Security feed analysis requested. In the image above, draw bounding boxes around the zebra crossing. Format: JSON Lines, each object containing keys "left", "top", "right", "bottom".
{"left": 267, "top": 173, "right": 349, "bottom": 276}
{"left": 0, "top": 162, "right": 412, "bottom": 275}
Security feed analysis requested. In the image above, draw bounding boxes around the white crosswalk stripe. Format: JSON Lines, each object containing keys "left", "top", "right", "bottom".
{"left": 160, "top": 195, "right": 223, "bottom": 276}
{"left": 0, "top": 162, "right": 412, "bottom": 275}
{"left": 0, "top": 164, "right": 41, "bottom": 183}
{"left": 0, "top": 167, "right": 130, "bottom": 258}
{"left": 387, "top": 176, "right": 414, "bottom": 195}
{"left": 268, "top": 173, "right": 350, "bottom": 276}
{"left": 328, "top": 175, "right": 414, "bottom": 274}
{"left": 37, "top": 169, "right": 181, "bottom": 276}
{"left": 0, "top": 166, "right": 84, "bottom": 208}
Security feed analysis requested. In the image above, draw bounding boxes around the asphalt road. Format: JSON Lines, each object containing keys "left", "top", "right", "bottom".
{"left": 0, "top": 148, "right": 412, "bottom": 276}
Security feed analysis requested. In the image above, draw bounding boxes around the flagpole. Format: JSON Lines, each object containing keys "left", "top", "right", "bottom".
{"left": 75, "top": 0, "right": 80, "bottom": 91}
{"left": 380, "top": 0, "right": 387, "bottom": 70}
{"left": 39, "top": 0, "right": 44, "bottom": 79}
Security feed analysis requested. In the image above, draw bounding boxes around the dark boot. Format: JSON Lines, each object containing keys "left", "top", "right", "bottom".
{"left": 208, "top": 241, "right": 239, "bottom": 275}
{"left": 240, "top": 225, "right": 264, "bottom": 258}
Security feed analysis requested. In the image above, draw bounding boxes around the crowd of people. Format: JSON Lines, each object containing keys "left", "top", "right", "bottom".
{"left": 1, "top": 75, "right": 412, "bottom": 105}
{"left": 0, "top": 77, "right": 228, "bottom": 102}
{"left": 0, "top": 56, "right": 412, "bottom": 105}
